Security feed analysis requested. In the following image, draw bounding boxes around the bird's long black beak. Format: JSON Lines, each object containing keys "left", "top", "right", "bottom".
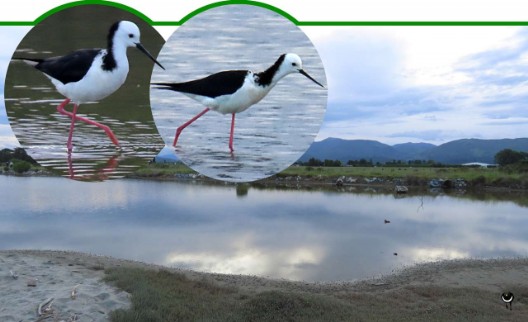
{"left": 136, "top": 43, "right": 165, "bottom": 70}
{"left": 299, "top": 69, "right": 324, "bottom": 88}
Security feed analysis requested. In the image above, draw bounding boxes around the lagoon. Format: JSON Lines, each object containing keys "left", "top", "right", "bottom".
{"left": 0, "top": 175, "right": 526, "bottom": 282}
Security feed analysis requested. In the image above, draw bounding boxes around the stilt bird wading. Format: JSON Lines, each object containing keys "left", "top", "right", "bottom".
{"left": 14, "top": 20, "right": 164, "bottom": 151}
{"left": 152, "top": 53, "right": 324, "bottom": 152}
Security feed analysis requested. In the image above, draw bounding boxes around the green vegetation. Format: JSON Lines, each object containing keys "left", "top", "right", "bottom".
{"left": 104, "top": 267, "right": 355, "bottom": 321}
{"left": 105, "top": 268, "right": 239, "bottom": 321}
{"left": 494, "top": 148, "right": 528, "bottom": 176}
{"left": 283, "top": 149, "right": 528, "bottom": 189}
{"left": 301, "top": 157, "right": 443, "bottom": 168}
{"left": 1, "top": 147, "right": 42, "bottom": 174}
{"left": 129, "top": 162, "right": 197, "bottom": 178}
{"left": 104, "top": 266, "right": 527, "bottom": 322}
{"left": 11, "top": 160, "right": 32, "bottom": 174}
{"left": 495, "top": 148, "right": 528, "bottom": 166}
{"left": 131, "top": 158, "right": 528, "bottom": 190}
{"left": 0, "top": 147, "right": 37, "bottom": 164}
{"left": 281, "top": 165, "right": 525, "bottom": 185}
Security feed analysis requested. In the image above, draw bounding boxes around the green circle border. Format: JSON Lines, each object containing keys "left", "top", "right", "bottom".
{"left": 1, "top": 0, "right": 527, "bottom": 26}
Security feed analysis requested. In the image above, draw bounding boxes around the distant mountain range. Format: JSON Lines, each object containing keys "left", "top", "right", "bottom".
{"left": 299, "top": 138, "right": 528, "bottom": 164}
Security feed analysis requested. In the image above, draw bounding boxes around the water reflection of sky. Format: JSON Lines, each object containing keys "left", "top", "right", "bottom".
{"left": 1, "top": 176, "right": 527, "bottom": 282}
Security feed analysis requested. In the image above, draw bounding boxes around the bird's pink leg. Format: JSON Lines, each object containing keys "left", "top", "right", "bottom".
{"left": 229, "top": 113, "right": 235, "bottom": 152}
{"left": 173, "top": 108, "right": 210, "bottom": 147}
{"left": 66, "top": 103, "right": 79, "bottom": 151}
{"left": 56, "top": 99, "right": 120, "bottom": 147}
{"left": 56, "top": 98, "right": 71, "bottom": 114}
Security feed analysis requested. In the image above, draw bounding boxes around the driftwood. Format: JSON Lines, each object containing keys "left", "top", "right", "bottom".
{"left": 71, "top": 284, "right": 80, "bottom": 299}
{"left": 37, "top": 297, "right": 54, "bottom": 317}
{"left": 9, "top": 270, "right": 18, "bottom": 279}
{"left": 66, "top": 313, "right": 80, "bottom": 321}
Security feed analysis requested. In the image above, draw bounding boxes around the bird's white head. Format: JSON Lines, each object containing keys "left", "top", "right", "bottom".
{"left": 109, "top": 21, "right": 165, "bottom": 69}
{"left": 112, "top": 21, "right": 142, "bottom": 48}
{"left": 282, "top": 53, "right": 304, "bottom": 74}
{"left": 280, "top": 53, "right": 324, "bottom": 87}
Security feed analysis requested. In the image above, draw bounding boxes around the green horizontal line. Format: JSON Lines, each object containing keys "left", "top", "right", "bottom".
{"left": 0, "top": 21, "right": 34, "bottom": 26}
{"left": 297, "top": 21, "right": 528, "bottom": 26}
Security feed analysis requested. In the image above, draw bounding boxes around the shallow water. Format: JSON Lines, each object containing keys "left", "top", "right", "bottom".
{"left": 150, "top": 5, "right": 327, "bottom": 182}
{"left": 1, "top": 176, "right": 526, "bottom": 282}
{"left": 4, "top": 6, "right": 166, "bottom": 181}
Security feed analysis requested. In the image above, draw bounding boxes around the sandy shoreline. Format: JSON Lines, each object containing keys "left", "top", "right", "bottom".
{"left": 1, "top": 250, "right": 528, "bottom": 321}
{"left": 0, "top": 250, "right": 132, "bottom": 322}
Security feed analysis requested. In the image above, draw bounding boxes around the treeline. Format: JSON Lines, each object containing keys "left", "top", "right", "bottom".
{"left": 495, "top": 149, "right": 528, "bottom": 166}
{"left": 495, "top": 149, "right": 528, "bottom": 172}
{"left": 300, "top": 148, "right": 528, "bottom": 170}
{"left": 299, "top": 157, "right": 444, "bottom": 168}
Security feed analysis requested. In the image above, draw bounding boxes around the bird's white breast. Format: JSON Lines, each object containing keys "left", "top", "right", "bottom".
{"left": 212, "top": 73, "right": 272, "bottom": 114}
{"left": 52, "top": 50, "right": 129, "bottom": 104}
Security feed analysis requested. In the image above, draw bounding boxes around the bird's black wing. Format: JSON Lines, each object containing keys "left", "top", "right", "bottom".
{"left": 153, "top": 70, "right": 249, "bottom": 98}
{"left": 16, "top": 49, "right": 102, "bottom": 84}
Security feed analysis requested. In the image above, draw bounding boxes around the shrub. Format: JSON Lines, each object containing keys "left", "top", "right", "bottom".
{"left": 12, "top": 160, "right": 31, "bottom": 173}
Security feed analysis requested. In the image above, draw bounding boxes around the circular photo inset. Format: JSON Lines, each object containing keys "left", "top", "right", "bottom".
{"left": 150, "top": 4, "right": 327, "bottom": 182}
{"left": 5, "top": 4, "right": 165, "bottom": 181}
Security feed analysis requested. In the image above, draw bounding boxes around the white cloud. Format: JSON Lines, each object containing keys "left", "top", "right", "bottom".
{"left": 0, "top": 124, "right": 19, "bottom": 149}
{"left": 308, "top": 26, "right": 528, "bottom": 144}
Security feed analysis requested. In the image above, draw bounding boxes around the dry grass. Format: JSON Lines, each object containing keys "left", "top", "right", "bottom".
{"left": 104, "top": 261, "right": 528, "bottom": 322}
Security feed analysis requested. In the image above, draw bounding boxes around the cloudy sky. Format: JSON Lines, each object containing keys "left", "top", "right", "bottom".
{"left": 1, "top": 1, "right": 527, "bottom": 148}
{"left": 0, "top": 27, "right": 30, "bottom": 149}
{"left": 307, "top": 26, "right": 528, "bottom": 144}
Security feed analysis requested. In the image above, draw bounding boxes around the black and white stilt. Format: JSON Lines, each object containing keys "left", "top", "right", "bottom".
{"left": 15, "top": 20, "right": 164, "bottom": 151}
{"left": 152, "top": 53, "right": 324, "bottom": 152}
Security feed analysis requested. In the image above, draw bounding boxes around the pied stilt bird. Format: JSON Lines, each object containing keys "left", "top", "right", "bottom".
{"left": 14, "top": 20, "right": 164, "bottom": 151}
{"left": 501, "top": 292, "right": 514, "bottom": 310}
{"left": 152, "top": 53, "right": 324, "bottom": 152}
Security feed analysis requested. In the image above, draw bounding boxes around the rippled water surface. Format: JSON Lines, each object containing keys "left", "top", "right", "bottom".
{"left": 4, "top": 6, "right": 165, "bottom": 180}
{"left": 1, "top": 176, "right": 527, "bottom": 282}
{"left": 150, "top": 5, "right": 327, "bottom": 182}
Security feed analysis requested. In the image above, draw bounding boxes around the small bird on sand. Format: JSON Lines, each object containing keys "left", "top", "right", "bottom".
{"left": 152, "top": 53, "right": 324, "bottom": 152}
{"left": 14, "top": 20, "right": 164, "bottom": 151}
{"left": 501, "top": 291, "right": 514, "bottom": 310}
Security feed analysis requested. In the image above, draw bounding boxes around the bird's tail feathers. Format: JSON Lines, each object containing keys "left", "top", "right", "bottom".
{"left": 151, "top": 82, "right": 177, "bottom": 90}
{"left": 12, "top": 57, "right": 44, "bottom": 67}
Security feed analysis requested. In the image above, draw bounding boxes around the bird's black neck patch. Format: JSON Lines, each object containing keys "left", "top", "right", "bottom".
{"left": 103, "top": 21, "right": 120, "bottom": 71}
{"left": 255, "top": 54, "right": 285, "bottom": 87}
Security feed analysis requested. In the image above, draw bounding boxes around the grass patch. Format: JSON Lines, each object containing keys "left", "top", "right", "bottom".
{"left": 280, "top": 166, "right": 527, "bottom": 187}
{"left": 104, "top": 267, "right": 528, "bottom": 321}
{"left": 241, "top": 291, "right": 356, "bottom": 321}
{"left": 105, "top": 268, "right": 240, "bottom": 321}
{"left": 104, "top": 268, "right": 359, "bottom": 321}
{"left": 129, "top": 162, "right": 527, "bottom": 190}
{"left": 129, "top": 162, "right": 197, "bottom": 178}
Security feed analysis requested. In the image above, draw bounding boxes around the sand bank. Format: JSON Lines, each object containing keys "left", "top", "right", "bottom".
{"left": 2, "top": 250, "right": 527, "bottom": 321}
